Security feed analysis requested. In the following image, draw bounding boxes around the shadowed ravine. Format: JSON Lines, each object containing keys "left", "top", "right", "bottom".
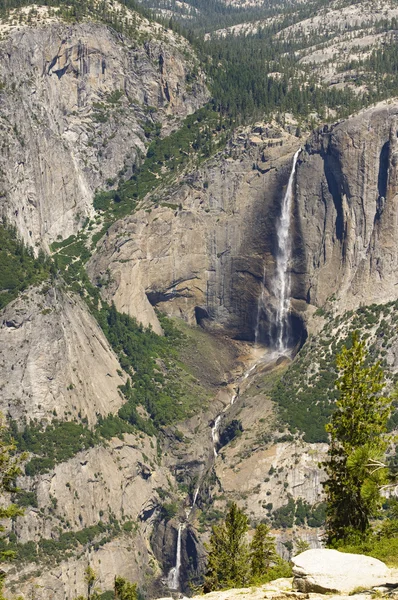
{"left": 165, "top": 150, "right": 302, "bottom": 591}
{"left": 165, "top": 345, "right": 291, "bottom": 591}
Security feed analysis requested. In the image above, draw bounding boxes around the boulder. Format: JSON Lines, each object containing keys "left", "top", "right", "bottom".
{"left": 292, "top": 549, "right": 393, "bottom": 593}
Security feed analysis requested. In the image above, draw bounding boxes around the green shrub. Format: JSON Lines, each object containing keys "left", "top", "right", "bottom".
{"left": 98, "top": 592, "right": 114, "bottom": 600}
{"left": 0, "top": 223, "right": 51, "bottom": 309}
{"left": 271, "top": 498, "right": 325, "bottom": 529}
{"left": 122, "top": 521, "right": 135, "bottom": 533}
{"left": 13, "top": 491, "right": 38, "bottom": 508}
{"left": 219, "top": 419, "right": 243, "bottom": 447}
{"left": 0, "top": 519, "right": 123, "bottom": 566}
{"left": 93, "top": 190, "right": 117, "bottom": 211}
{"left": 336, "top": 534, "right": 398, "bottom": 568}
{"left": 161, "top": 502, "right": 178, "bottom": 521}
{"left": 272, "top": 497, "right": 295, "bottom": 529}
{"left": 12, "top": 421, "right": 100, "bottom": 476}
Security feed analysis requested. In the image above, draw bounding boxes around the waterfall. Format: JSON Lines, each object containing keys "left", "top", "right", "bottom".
{"left": 272, "top": 148, "right": 300, "bottom": 352}
{"left": 167, "top": 524, "right": 183, "bottom": 590}
{"left": 167, "top": 484, "right": 200, "bottom": 590}
{"left": 254, "top": 149, "right": 300, "bottom": 350}
{"left": 192, "top": 486, "right": 200, "bottom": 507}
{"left": 211, "top": 415, "right": 222, "bottom": 457}
{"left": 254, "top": 266, "right": 266, "bottom": 345}
{"left": 254, "top": 148, "right": 301, "bottom": 353}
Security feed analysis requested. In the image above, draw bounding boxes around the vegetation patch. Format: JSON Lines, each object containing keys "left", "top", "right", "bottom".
{"left": 271, "top": 300, "right": 398, "bottom": 442}
{"left": 98, "top": 305, "right": 208, "bottom": 431}
{"left": 218, "top": 419, "right": 243, "bottom": 449}
{"left": 271, "top": 497, "right": 326, "bottom": 529}
{"left": 13, "top": 490, "right": 38, "bottom": 509}
{"left": 1, "top": 518, "right": 128, "bottom": 566}
{"left": 336, "top": 531, "right": 398, "bottom": 568}
{"left": 0, "top": 223, "right": 52, "bottom": 309}
{"left": 11, "top": 420, "right": 101, "bottom": 476}
{"left": 92, "top": 106, "right": 226, "bottom": 224}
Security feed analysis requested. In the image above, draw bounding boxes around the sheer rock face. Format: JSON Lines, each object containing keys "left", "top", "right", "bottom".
{"left": 294, "top": 104, "right": 398, "bottom": 316}
{"left": 88, "top": 132, "right": 301, "bottom": 339}
{"left": 5, "top": 433, "right": 171, "bottom": 599}
{"left": 0, "top": 284, "right": 125, "bottom": 426}
{"left": 90, "top": 102, "right": 398, "bottom": 340}
{"left": 0, "top": 14, "right": 208, "bottom": 248}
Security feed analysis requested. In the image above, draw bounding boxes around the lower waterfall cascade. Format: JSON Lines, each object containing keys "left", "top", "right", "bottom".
{"left": 167, "top": 523, "right": 184, "bottom": 590}
{"left": 165, "top": 150, "right": 302, "bottom": 592}
{"left": 166, "top": 479, "right": 202, "bottom": 590}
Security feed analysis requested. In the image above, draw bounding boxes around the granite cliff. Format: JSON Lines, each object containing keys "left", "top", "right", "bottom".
{"left": 1, "top": 3, "right": 398, "bottom": 597}
{"left": 295, "top": 104, "right": 398, "bottom": 317}
{"left": 0, "top": 4, "right": 208, "bottom": 248}
{"left": 90, "top": 102, "right": 398, "bottom": 344}
{"left": 88, "top": 127, "right": 305, "bottom": 342}
{"left": 0, "top": 283, "right": 125, "bottom": 426}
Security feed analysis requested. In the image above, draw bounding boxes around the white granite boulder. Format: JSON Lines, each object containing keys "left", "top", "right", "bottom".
{"left": 292, "top": 549, "right": 394, "bottom": 593}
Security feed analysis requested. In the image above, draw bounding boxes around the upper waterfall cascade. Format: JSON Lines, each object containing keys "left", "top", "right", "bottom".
{"left": 273, "top": 148, "right": 301, "bottom": 352}
{"left": 255, "top": 148, "right": 301, "bottom": 351}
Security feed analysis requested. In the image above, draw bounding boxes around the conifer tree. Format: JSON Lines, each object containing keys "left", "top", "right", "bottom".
{"left": 114, "top": 577, "right": 137, "bottom": 600}
{"left": 0, "top": 414, "right": 25, "bottom": 600}
{"left": 293, "top": 538, "right": 310, "bottom": 555}
{"left": 250, "top": 523, "right": 277, "bottom": 580}
{"left": 323, "top": 332, "right": 392, "bottom": 544}
{"left": 84, "top": 566, "right": 97, "bottom": 600}
{"left": 203, "top": 503, "right": 250, "bottom": 592}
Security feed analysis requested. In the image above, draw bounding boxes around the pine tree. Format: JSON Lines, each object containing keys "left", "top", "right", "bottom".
{"left": 203, "top": 503, "right": 250, "bottom": 592}
{"left": 323, "top": 332, "right": 392, "bottom": 545}
{"left": 84, "top": 566, "right": 97, "bottom": 600}
{"left": 293, "top": 538, "right": 310, "bottom": 555}
{"left": 74, "top": 566, "right": 101, "bottom": 600}
{"left": 114, "top": 577, "right": 137, "bottom": 600}
{"left": 0, "top": 414, "right": 26, "bottom": 600}
{"left": 250, "top": 523, "right": 277, "bottom": 581}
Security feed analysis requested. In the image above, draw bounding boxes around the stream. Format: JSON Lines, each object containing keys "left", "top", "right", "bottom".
{"left": 166, "top": 149, "right": 301, "bottom": 591}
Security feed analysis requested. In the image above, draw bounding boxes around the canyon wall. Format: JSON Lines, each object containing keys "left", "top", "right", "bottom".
{"left": 294, "top": 104, "right": 398, "bottom": 316}
{"left": 88, "top": 128, "right": 302, "bottom": 340}
{"left": 91, "top": 103, "right": 398, "bottom": 341}
{"left": 0, "top": 9, "right": 208, "bottom": 248}
{"left": 2, "top": 7, "right": 398, "bottom": 596}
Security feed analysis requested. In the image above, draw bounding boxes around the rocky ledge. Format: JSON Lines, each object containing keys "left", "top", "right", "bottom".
{"left": 292, "top": 549, "right": 398, "bottom": 594}
{"left": 158, "top": 550, "right": 398, "bottom": 600}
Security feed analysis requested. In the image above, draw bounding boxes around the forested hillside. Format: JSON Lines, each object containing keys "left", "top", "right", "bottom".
{"left": 2, "top": 0, "right": 398, "bottom": 136}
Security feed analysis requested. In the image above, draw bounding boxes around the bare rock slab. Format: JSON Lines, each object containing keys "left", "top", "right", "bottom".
{"left": 292, "top": 549, "right": 393, "bottom": 593}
